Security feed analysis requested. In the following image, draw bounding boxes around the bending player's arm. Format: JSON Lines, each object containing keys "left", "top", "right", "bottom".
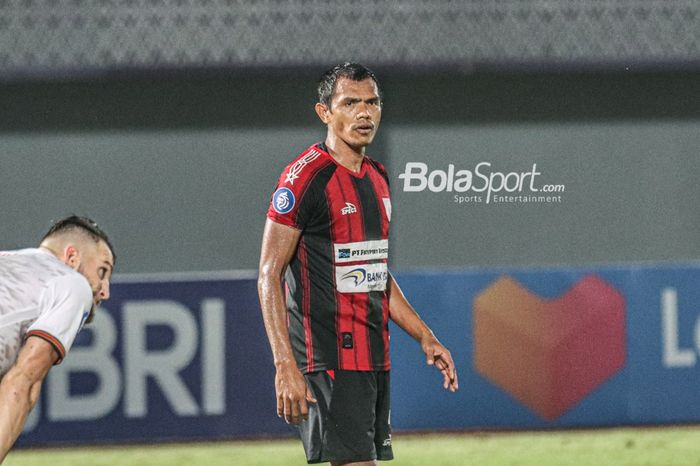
{"left": 258, "top": 219, "right": 316, "bottom": 425}
{"left": 388, "top": 273, "right": 458, "bottom": 392}
{"left": 0, "top": 337, "right": 58, "bottom": 463}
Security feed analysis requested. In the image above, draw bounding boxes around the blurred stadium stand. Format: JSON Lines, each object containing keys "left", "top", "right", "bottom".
{"left": 0, "top": 0, "right": 699, "bottom": 79}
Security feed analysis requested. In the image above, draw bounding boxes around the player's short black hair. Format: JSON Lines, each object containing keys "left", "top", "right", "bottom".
{"left": 317, "top": 62, "right": 382, "bottom": 108}
{"left": 42, "top": 215, "right": 116, "bottom": 264}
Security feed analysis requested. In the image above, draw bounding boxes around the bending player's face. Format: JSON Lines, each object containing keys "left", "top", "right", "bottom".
{"left": 325, "top": 77, "right": 382, "bottom": 150}
{"left": 77, "top": 240, "right": 114, "bottom": 309}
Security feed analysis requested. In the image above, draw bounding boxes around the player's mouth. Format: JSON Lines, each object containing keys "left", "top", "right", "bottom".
{"left": 353, "top": 123, "right": 375, "bottom": 135}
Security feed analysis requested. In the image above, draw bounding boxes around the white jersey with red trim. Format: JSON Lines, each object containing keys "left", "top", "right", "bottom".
{"left": 0, "top": 248, "right": 93, "bottom": 377}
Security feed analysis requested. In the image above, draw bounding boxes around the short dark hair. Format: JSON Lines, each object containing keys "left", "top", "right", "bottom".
{"left": 317, "top": 62, "right": 382, "bottom": 108}
{"left": 42, "top": 215, "right": 116, "bottom": 264}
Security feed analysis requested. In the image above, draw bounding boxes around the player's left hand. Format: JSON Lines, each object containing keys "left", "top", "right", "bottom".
{"left": 421, "top": 336, "right": 458, "bottom": 392}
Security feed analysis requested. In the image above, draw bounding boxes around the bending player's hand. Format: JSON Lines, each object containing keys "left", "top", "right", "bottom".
{"left": 274, "top": 361, "right": 317, "bottom": 425}
{"left": 421, "top": 336, "right": 458, "bottom": 392}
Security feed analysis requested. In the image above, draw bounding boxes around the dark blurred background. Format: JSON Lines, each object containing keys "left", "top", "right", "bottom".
{"left": 1, "top": 1, "right": 698, "bottom": 273}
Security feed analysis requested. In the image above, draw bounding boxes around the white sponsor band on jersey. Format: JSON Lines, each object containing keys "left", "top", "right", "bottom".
{"left": 334, "top": 239, "right": 389, "bottom": 264}
{"left": 335, "top": 263, "right": 388, "bottom": 293}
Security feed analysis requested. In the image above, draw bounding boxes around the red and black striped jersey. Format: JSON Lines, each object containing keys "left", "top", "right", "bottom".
{"left": 267, "top": 143, "right": 392, "bottom": 373}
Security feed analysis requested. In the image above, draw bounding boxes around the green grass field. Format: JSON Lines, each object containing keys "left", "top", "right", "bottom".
{"left": 6, "top": 427, "right": 700, "bottom": 466}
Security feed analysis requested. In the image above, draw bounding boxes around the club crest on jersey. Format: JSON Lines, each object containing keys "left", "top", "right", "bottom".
{"left": 341, "top": 202, "right": 357, "bottom": 215}
{"left": 285, "top": 149, "right": 321, "bottom": 185}
{"left": 272, "top": 187, "right": 295, "bottom": 214}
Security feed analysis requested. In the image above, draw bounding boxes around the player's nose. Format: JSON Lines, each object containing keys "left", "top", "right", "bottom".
{"left": 356, "top": 102, "right": 371, "bottom": 117}
{"left": 99, "top": 281, "right": 111, "bottom": 301}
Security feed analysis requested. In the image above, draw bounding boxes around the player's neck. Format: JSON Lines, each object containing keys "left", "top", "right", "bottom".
{"left": 324, "top": 136, "right": 365, "bottom": 173}
{"left": 38, "top": 244, "right": 62, "bottom": 261}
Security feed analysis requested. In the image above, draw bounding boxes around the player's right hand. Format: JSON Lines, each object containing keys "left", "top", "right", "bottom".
{"left": 274, "top": 361, "right": 317, "bottom": 425}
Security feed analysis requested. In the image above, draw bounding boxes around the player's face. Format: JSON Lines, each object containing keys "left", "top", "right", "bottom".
{"left": 77, "top": 240, "right": 114, "bottom": 309}
{"left": 325, "top": 77, "right": 382, "bottom": 150}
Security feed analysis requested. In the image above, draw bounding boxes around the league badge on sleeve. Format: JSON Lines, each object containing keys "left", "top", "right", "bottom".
{"left": 272, "top": 187, "right": 296, "bottom": 214}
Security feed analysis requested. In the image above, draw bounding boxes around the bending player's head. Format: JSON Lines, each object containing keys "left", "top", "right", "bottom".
{"left": 317, "top": 62, "right": 382, "bottom": 109}
{"left": 316, "top": 63, "right": 383, "bottom": 150}
{"left": 40, "top": 215, "right": 115, "bottom": 315}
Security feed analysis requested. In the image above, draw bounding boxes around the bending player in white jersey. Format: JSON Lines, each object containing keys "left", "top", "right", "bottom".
{"left": 0, "top": 215, "right": 115, "bottom": 462}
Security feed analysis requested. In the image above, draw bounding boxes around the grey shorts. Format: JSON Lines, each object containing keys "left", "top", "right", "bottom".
{"left": 298, "top": 370, "right": 393, "bottom": 464}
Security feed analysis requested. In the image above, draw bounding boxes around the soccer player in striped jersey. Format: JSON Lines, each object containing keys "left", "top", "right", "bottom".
{"left": 0, "top": 216, "right": 115, "bottom": 462}
{"left": 258, "top": 63, "right": 458, "bottom": 466}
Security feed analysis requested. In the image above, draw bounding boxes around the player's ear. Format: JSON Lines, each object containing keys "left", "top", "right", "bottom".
{"left": 63, "top": 244, "right": 80, "bottom": 270}
{"left": 314, "top": 102, "right": 331, "bottom": 124}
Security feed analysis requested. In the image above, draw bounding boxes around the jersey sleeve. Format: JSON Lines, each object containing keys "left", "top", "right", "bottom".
{"left": 266, "top": 168, "right": 320, "bottom": 230}
{"left": 26, "top": 273, "right": 92, "bottom": 364}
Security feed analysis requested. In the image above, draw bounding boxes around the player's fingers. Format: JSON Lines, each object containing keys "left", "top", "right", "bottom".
{"left": 306, "top": 385, "right": 317, "bottom": 404}
{"left": 299, "top": 397, "right": 309, "bottom": 422}
{"left": 437, "top": 349, "right": 456, "bottom": 380}
{"left": 277, "top": 394, "right": 284, "bottom": 418}
{"left": 450, "top": 366, "right": 457, "bottom": 390}
{"left": 283, "top": 396, "right": 292, "bottom": 424}
{"left": 434, "top": 357, "right": 448, "bottom": 371}
{"left": 290, "top": 395, "right": 302, "bottom": 424}
{"left": 433, "top": 351, "right": 457, "bottom": 391}
{"left": 442, "top": 368, "right": 451, "bottom": 389}
{"left": 440, "top": 356, "right": 458, "bottom": 391}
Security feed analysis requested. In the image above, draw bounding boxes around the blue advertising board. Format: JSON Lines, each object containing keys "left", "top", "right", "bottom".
{"left": 391, "top": 264, "right": 700, "bottom": 430}
{"left": 16, "top": 263, "right": 700, "bottom": 445}
{"left": 18, "top": 272, "right": 293, "bottom": 445}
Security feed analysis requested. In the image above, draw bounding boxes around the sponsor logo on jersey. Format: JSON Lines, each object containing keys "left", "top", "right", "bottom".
{"left": 341, "top": 268, "right": 366, "bottom": 286}
{"left": 285, "top": 149, "right": 321, "bottom": 185}
{"left": 341, "top": 202, "right": 357, "bottom": 215}
{"left": 272, "top": 187, "right": 295, "bottom": 214}
{"left": 334, "top": 240, "right": 389, "bottom": 263}
{"left": 336, "top": 263, "right": 388, "bottom": 293}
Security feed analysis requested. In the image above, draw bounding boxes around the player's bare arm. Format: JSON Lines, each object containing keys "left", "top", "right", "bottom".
{"left": 258, "top": 219, "right": 317, "bottom": 425}
{"left": 0, "top": 337, "right": 58, "bottom": 463}
{"left": 387, "top": 273, "right": 458, "bottom": 392}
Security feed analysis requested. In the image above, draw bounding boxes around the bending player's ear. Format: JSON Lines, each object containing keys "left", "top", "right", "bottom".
{"left": 314, "top": 102, "right": 331, "bottom": 124}
{"left": 63, "top": 245, "right": 80, "bottom": 270}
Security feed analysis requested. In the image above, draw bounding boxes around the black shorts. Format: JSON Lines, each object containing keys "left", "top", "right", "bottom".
{"left": 298, "top": 370, "right": 393, "bottom": 464}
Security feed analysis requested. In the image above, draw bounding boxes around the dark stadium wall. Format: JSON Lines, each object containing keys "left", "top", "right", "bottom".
{"left": 384, "top": 72, "right": 700, "bottom": 269}
{"left": 0, "top": 71, "right": 698, "bottom": 272}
